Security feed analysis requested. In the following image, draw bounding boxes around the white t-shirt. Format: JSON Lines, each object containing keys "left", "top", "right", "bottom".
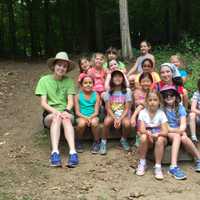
{"left": 138, "top": 108, "right": 168, "bottom": 128}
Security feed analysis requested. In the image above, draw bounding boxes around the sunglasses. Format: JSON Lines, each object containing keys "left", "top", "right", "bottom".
{"left": 162, "top": 92, "right": 175, "bottom": 99}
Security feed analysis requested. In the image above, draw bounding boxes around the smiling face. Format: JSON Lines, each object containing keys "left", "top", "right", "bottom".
{"left": 170, "top": 56, "right": 181, "bottom": 68}
{"left": 140, "top": 76, "right": 152, "bottom": 91}
{"left": 140, "top": 41, "right": 151, "bottom": 55}
{"left": 94, "top": 54, "right": 104, "bottom": 68}
{"left": 54, "top": 60, "right": 68, "bottom": 77}
{"left": 160, "top": 66, "right": 173, "bottom": 83}
{"left": 142, "top": 60, "right": 153, "bottom": 73}
{"left": 80, "top": 58, "right": 90, "bottom": 72}
{"left": 112, "top": 72, "right": 124, "bottom": 86}
{"left": 162, "top": 90, "right": 176, "bottom": 107}
{"left": 81, "top": 76, "right": 93, "bottom": 92}
{"left": 109, "top": 60, "right": 118, "bottom": 71}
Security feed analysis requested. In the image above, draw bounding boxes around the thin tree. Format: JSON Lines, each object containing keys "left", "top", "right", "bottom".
{"left": 119, "top": 0, "right": 133, "bottom": 59}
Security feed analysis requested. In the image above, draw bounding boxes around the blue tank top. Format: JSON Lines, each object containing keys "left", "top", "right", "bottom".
{"left": 79, "top": 91, "right": 97, "bottom": 117}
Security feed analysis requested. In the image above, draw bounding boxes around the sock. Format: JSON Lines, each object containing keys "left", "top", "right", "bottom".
{"left": 69, "top": 149, "right": 77, "bottom": 155}
{"left": 139, "top": 159, "right": 146, "bottom": 166}
{"left": 155, "top": 163, "right": 161, "bottom": 168}
{"left": 51, "top": 150, "right": 59, "bottom": 154}
{"left": 170, "top": 164, "right": 177, "bottom": 169}
{"left": 101, "top": 139, "right": 107, "bottom": 144}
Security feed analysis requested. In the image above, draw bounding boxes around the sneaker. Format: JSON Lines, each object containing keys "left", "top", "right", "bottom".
{"left": 195, "top": 159, "right": 200, "bottom": 172}
{"left": 50, "top": 152, "right": 62, "bottom": 167}
{"left": 120, "top": 138, "right": 130, "bottom": 151}
{"left": 76, "top": 140, "right": 84, "bottom": 153}
{"left": 191, "top": 135, "right": 199, "bottom": 143}
{"left": 136, "top": 163, "right": 146, "bottom": 176}
{"left": 168, "top": 166, "right": 187, "bottom": 180}
{"left": 99, "top": 141, "right": 107, "bottom": 155}
{"left": 67, "top": 153, "right": 79, "bottom": 168}
{"left": 154, "top": 167, "right": 164, "bottom": 180}
{"left": 91, "top": 141, "right": 100, "bottom": 154}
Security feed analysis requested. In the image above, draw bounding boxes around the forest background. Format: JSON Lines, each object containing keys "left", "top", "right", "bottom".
{"left": 1, "top": 0, "right": 200, "bottom": 92}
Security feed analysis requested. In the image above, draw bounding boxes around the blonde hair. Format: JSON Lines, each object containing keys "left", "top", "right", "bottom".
{"left": 91, "top": 52, "right": 105, "bottom": 66}
{"left": 170, "top": 54, "right": 186, "bottom": 69}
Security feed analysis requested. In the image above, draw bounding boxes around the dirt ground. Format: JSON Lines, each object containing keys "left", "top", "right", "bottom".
{"left": 1, "top": 61, "right": 200, "bottom": 200}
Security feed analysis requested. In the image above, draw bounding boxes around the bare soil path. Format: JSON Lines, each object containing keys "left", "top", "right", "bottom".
{"left": 0, "top": 61, "right": 200, "bottom": 200}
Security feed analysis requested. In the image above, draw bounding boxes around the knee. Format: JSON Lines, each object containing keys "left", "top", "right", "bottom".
{"left": 156, "top": 137, "right": 166, "bottom": 147}
{"left": 122, "top": 119, "right": 131, "bottom": 128}
{"left": 104, "top": 118, "right": 113, "bottom": 127}
{"left": 181, "top": 135, "right": 189, "bottom": 143}
{"left": 77, "top": 119, "right": 87, "bottom": 128}
{"left": 91, "top": 118, "right": 99, "bottom": 127}
{"left": 140, "top": 134, "right": 148, "bottom": 143}
{"left": 52, "top": 115, "right": 61, "bottom": 124}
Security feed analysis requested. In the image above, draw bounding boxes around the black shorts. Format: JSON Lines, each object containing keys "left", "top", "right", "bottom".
{"left": 42, "top": 111, "right": 50, "bottom": 128}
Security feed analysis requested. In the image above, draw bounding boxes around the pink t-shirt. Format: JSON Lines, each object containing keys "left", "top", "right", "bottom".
{"left": 88, "top": 67, "right": 106, "bottom": 94}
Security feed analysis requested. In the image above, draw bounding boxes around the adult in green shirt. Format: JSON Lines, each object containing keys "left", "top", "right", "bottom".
{"left": 35, "top": 52, "right": 79, "bottom": 168}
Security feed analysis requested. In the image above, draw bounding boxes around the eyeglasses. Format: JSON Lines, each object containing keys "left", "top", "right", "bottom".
{"left": 162, "top": 92, "right": 175, "bottom": 99}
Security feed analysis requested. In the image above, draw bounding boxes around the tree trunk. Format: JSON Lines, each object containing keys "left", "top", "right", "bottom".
{"left": 6, "top": 0, "right": 17, "bottom": 56}
{"left": 119, "top": 0, "right": 133, "bottom": 59}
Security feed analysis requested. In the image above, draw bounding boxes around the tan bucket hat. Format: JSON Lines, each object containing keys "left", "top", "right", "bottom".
{"left": 47, "top": 52, "right": 75, "bottom": 72}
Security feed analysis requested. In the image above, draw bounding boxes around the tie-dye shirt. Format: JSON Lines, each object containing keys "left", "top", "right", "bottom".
{"left": 104, "top": 88, "right": 132, "bottom": 118}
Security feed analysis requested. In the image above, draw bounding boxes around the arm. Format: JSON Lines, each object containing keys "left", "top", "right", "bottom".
{"left": 168, "top": 116, "right": 186, "bottom": 134}
{"left": 104, "top": 73, "right": 111, "bottom": 91}
{"left": 158, "top": 122, "right": 168, "bottom": 137}
{"left": 74, "top": 94, "right": 88, "bottom": 118}
{"left": 131, "top": 104, "right": 144, "bottom": 126}
{"left": 191, "top": 100, "right": 200, "bottom": 115}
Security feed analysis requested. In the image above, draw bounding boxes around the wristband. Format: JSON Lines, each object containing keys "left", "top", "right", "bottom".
{"left": 64, "top": 108, "right": 73, "bottom": 114}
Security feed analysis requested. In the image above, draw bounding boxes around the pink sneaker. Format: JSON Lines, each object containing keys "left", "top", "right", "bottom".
{"left": 154, "top": 167, "right": 164, "bottom": 180}
{"left": 136, "top": 163, "right": 146, "bottom": 176}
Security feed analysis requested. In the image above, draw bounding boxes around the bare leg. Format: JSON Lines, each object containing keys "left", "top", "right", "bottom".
{"left": 62, "top": 118, "right": 75, "bottom": 151}
{"left": 90, "top": 117, "right": 100, "bottom": 141}
{"left": 121, "top": 117, "right": 131, "bottom": 139}
{"left": 154, "top": 136, "right": 167, "bottom": 164}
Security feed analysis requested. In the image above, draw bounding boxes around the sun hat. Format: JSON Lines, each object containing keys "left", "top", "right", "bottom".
{"left": 160, "top": 84, "right": 181, "bottom": 101}
{"left": 160, "top": 63, "right": 181, "bottom": 78}
{"left": 47, "top": 52, "right": 75, "bottom": 72}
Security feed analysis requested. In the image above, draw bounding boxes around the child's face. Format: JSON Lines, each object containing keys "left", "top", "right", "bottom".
{"left": 140, "top": 77, "right": 152, "bottom": 91}
{"left": 95, "top": 55, "right": 104, "bottom": 68}
{"left": 54, "top": 60, "right": 68, "bottom": 76}
{"left": 171, "top": 57, "right": 181, "bottom": 67}
{"left": 109, "top": 60, "right": 118, "bottom": 71}
{"left": 113, "top": 73, "right": 124, "bottom": 86}
{"left": 108, "top": 52, "right": 117, "bottom": 60}
{"left": 142, "top": 60, "right": 153, "bottom": 72}
{"left": 80, "top": 59, "right": 90, "bottom": 72}
{"left": 81, "top": 77, "right": 93, "bottom": 92}
{"left": 140, "top": 42, "right": 150, "bottom": 55}
{"left": 160, "top": 66, "right": 172, "bottom": 83}
{"left": 147, "top": 93, "right": 160, "bottom": 111}
{"left": 163, "top": 91, "right": 176, "bottom": 106}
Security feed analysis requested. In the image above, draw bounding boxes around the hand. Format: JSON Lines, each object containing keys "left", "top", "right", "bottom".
{"left": 146, "top": 130, "right": 153, "bottom": 143}
{"left": 114, "top": 118, "right": 121, "bottom": 129}
{"left": 87, "top": 118, "right": 92, "bottom": 127}
{"left": 62, "top": 111, "right": 73, "bottom": 120}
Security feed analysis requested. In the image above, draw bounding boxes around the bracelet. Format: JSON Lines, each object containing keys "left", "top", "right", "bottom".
{"left": 64, "top": 108, "right": 73, "bottom": 114}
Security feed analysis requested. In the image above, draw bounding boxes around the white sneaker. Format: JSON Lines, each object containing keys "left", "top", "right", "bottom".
{"left": 154, "top": 167, "right": 164, "bottom": 180}
{"left": 136, "top": 163, "right": 146, "bottom": 176}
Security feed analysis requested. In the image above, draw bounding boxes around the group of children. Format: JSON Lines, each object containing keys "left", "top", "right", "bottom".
{"left": 35, "top": 40, "right": 200, "bottom": 181}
